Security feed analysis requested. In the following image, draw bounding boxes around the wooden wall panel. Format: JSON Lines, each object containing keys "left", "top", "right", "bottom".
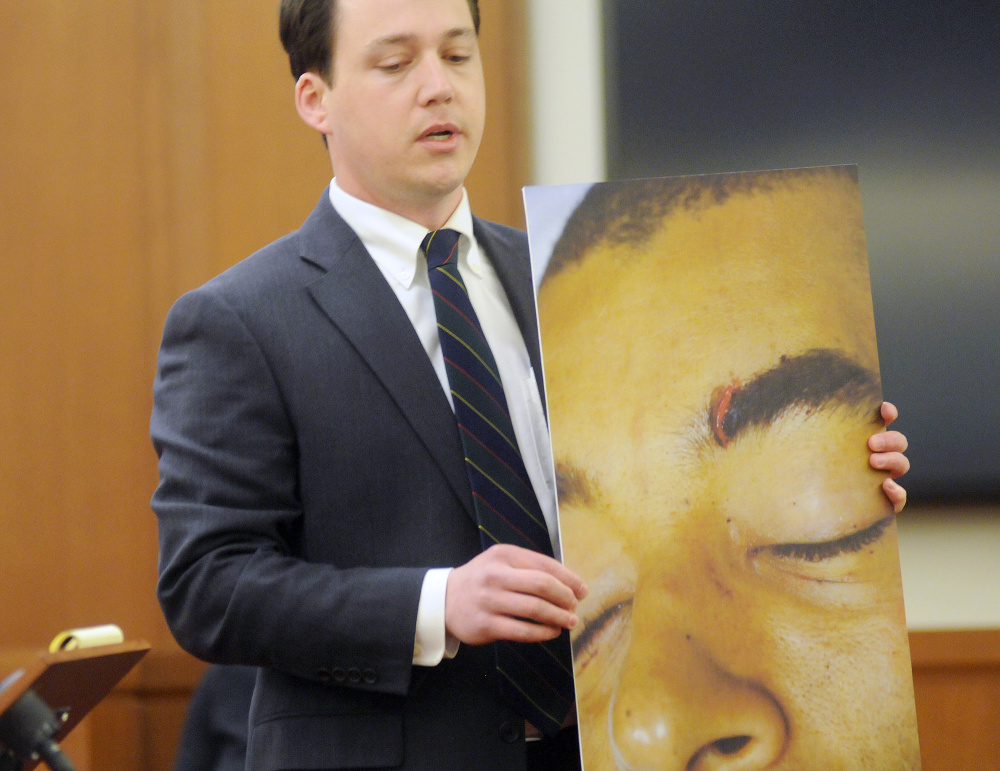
{"left": 467, "top": 0, "right": 531, "bottom": 229}
{"left": 1, "top": 0, "right": 164, "bottom": 647}
{"left": 910, "top": 630, "right": 1000, "bottom": 770}
{"left": 88, "top": 694, "right": 145, "bottom": 771}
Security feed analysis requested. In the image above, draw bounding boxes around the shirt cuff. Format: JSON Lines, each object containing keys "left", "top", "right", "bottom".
{"left": 413, "top": 567, "right": 459, "bottom": 666}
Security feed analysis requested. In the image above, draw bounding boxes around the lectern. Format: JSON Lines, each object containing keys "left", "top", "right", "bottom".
{"left": 0, "top": 641, "right": 149, "bottom": 770}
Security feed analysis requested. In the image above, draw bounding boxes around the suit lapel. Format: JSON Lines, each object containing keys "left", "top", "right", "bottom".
{"left": 298, "top": 192, "right": 474, "bottom": 517}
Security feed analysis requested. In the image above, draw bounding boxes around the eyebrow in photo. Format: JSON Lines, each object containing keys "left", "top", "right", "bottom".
{"left": 709, "top": 348, "right": 882, "bottom": 448}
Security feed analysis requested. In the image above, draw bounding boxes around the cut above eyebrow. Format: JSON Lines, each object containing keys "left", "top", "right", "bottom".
{"left": 555, "top": 461, "right": 597, "bottom": 507}
{"left": 709, "top": 348, "right": 882, "bottom": 448}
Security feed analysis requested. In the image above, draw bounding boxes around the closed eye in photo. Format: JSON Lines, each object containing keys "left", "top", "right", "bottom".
{"left": 761, "top": 514, "right": 895, "bottom": 563}
{"left": 572, "top": 598, "right": 633, "bottom": 671}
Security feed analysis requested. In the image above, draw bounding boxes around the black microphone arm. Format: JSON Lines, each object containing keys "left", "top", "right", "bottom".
{"left": 0, "top": 688, "right": 76, "bottom": 771}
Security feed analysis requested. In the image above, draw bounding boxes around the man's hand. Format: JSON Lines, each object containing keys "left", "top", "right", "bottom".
{"left": 869, "top": 401, "right": 910, "bottom": 514}
{"left": 445, "top": 544, "right": 588, "bottom": 646}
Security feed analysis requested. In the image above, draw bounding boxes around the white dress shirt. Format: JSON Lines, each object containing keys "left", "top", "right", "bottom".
{"left": 328, "top": 181, "right": 558, "bottom": 666}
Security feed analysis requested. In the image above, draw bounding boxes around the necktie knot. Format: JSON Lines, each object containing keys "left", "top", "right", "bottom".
{"left": 421, "top": 229, "right": 462, "bottom": 271}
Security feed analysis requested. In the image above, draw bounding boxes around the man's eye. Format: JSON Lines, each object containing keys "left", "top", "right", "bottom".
{"left": 377, "top": 59, "right": 408, "bottom": 73}
{"left": 766, "top": 515, "right": 895, "bottom": 562}
{"left": 572, "top": 599, "right": 632, "bottom": 670}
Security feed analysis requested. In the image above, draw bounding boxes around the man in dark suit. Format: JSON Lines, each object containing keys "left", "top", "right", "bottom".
{"left": 150, "top": 0, "right": 910, "bottom": 769}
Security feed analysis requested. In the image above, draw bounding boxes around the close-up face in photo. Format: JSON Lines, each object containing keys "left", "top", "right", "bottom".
{"left": 536, "top": 169, "right": 921, "bottom": 770}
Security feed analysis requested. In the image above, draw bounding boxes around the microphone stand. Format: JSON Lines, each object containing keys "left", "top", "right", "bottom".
{"left": 0, "top": 689, "right": 75, "bottom": 771}
{"left": 0, "top": 690, "right": 75, "bottom": 771}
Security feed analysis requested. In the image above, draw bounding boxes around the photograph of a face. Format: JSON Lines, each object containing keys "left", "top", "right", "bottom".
{"left": 526, "top": 166, "right": 921, "bottom": 770}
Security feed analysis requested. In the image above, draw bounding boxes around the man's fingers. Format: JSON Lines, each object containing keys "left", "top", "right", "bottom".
{"left": 445, "top": 544, "right": 589, "bottom": 645}
{"left": 869, "top": 411, "right": 909, "bottom": 513}
{"left": 496, "top": 565, "right": 581, "bottom": 611}
{"left": 869, "top": 429, "right": 908, "bottom": 454}
{"left": 871, "top": 450, "right": 910, "bottom": 479}
{"left": 488, "top": 590, "right": 580, "bottom": 630}
{"left": 489, "top": 617, "right": 564, "bottom": 644}
{"left": 868, "top": 415, "right": 909, "bottom": 514}
{"left": 444, "top": 578, "right": 576, "bottom": 645}
{"left": 884, "top": 477, "right": 907, "bottom": 514}
{"left": 487, "top": 544, "right": 588, "bottom": 600}
{"left": 880, "top": 401, "right": 899, "bottom": 427}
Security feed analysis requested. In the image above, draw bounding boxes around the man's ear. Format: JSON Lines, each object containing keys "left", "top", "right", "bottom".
{"left": 294, "top": 72, "right": 332, "bottom": 134}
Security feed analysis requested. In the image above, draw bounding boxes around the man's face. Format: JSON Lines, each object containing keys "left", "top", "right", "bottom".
{"left": 538, "top": 174, "right": 920, "bottom": 769}
{"left": 321, "top": 0, "right": 485, "bottom": 218}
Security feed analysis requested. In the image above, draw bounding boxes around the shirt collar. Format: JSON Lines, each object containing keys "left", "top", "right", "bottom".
{"left": 328, "top": 180, "right": 479, "bottom": 289}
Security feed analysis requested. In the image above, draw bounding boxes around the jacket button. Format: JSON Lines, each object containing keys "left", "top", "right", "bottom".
{"left": 332, "top": 667, "right": 347, "bottom": 683}
{"left": 347, "top": 667, "right": 362, "bottom": 684}
{"left": 499, "top": 721, "right": 522, "bottom": 744}
{"left": 362, "top": 668, "right": 378, "bottom": 684}
{"left": 317, "top": 667, "right": 332, "bottom": 683}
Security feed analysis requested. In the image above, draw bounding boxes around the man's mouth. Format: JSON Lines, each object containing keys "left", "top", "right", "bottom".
{"left": 420, "top": 124, "right": 460, "bottom": 142}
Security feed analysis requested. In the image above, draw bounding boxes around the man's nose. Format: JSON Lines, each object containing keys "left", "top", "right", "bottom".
{"left": 417, "top": 55, "right": 454, "bottom": 105}
{"left": 609, "top": 618, "right": 788, "bottom": 770}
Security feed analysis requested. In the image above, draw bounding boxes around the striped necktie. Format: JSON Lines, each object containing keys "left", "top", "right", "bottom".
{"left": 422, "top": 229, "right": 574, "bottom": 736}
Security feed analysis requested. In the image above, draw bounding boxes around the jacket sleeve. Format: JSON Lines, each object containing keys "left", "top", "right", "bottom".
{"left": 151, "top": 286, "right": 425, "bottom": 695}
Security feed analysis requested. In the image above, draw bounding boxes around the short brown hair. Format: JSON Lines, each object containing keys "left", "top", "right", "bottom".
{"left": 280, "top": 0, "right": 481, "bottom": 83}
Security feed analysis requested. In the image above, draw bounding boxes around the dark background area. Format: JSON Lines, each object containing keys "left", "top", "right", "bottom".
{"left": 604, "top": 0, "right": 1000, "bottom": 503}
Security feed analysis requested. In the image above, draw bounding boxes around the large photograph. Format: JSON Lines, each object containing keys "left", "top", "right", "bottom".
{"left": 526, "top": 166, "right": 921, "bottom": 769}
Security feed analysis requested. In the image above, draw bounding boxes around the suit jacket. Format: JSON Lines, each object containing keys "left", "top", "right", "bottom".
{"left": 151, "top": 190, "right": 546, "bottom": 770}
